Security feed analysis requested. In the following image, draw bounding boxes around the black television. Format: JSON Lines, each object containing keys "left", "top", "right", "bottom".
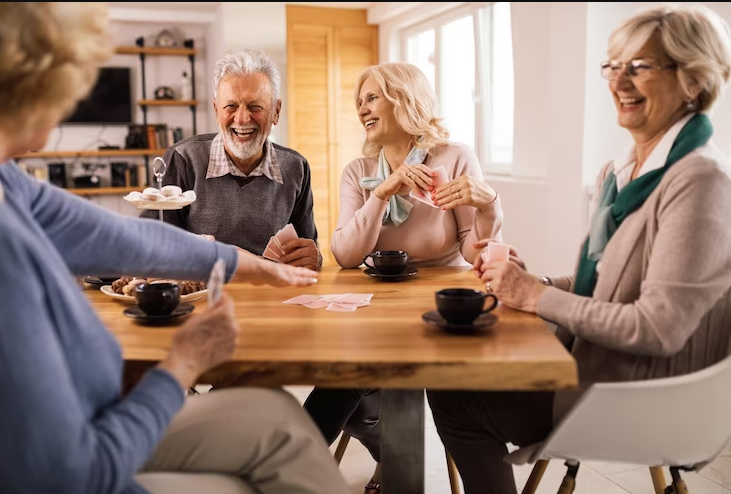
{"left": 63, "top": 67, "right": 133, "bottom": 125}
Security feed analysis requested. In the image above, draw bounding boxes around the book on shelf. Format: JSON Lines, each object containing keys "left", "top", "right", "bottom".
{"left": 143, "top": 124, "right": 185, "bottom": 150}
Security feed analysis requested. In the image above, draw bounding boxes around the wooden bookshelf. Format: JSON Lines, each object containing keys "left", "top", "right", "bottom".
{"left": 66, "top": 186, "right": 140, "bottom": 196}
{"left": 14, "top": 149, "right": 167, "bottom": 159}
{"left": 139, "top": 99, "right": 198, "bottom": 107}
{"left": 115, "top": 46, "right": 198, "bottom": 57}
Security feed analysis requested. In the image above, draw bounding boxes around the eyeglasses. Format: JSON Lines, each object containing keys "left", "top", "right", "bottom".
{"left": 600, "top": 59, "right": 677, "bottom": 82}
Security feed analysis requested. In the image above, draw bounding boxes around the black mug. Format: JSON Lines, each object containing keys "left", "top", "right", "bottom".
{"left": 134, "top": 282, "right": 181, "bottom": 316}
{"left": 435, "top": 288, "right": 498, "bottom": 325}
{"left": 363, "top": 250, "right": 409, "bottom": 275}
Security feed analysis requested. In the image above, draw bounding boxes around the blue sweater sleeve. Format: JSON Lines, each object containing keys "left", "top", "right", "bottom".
{"left": 0, "top": 233, "right": 184, "bottom": 494}
{"left": 11, "top": 165, "right": 238, "bottom": 281}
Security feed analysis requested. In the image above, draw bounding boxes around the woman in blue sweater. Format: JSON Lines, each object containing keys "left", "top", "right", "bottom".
{"left": 0, "top": 4, "right": 348, "bottom": 494}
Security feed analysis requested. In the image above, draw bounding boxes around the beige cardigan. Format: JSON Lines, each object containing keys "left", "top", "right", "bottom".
{"left": 538, "top": 142, "right": 731, "bottom": 421}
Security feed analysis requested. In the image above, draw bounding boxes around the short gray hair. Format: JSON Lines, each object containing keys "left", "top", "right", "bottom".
{"left": 608, "top": 3, "right": 731, "bottom": 113}
{"left": 212, "top": 47, "right": 281, "bottom": 103}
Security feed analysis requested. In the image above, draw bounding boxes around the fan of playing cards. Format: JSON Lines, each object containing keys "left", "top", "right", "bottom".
{"left": 410, "top": 165, "right": 449, "bottom": 206}
{"left": 263, "top": 223, "right": 299, "bottom": 262}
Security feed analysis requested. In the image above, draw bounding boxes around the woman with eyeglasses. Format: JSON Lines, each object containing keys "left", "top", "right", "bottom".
{"left": 427, "top": 4, "right": 731, "bottom": 493}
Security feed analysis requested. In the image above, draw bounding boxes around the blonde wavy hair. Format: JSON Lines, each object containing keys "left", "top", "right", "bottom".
{"left": 0, "top": 3, "right": 113, "bottom": 142}
{"left": 608, "top": 3, "right": 731, "bottom": 113}
{"left": 356, "top": 63, "right": 450, "bottom": 158}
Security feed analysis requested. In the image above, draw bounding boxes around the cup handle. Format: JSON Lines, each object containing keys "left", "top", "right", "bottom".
{"left": 363, "top": 256, "right": 376, "bottom": 270}
{"left": 482, "top": 293, "right": 499, "bottom": 314}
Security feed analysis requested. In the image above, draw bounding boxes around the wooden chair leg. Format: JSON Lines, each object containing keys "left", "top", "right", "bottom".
{"left": 445, "top": 448, "right": 461, "bottom": 494}
{"left": 523, "top": 459, "right": 550, "bottom": 494}
{"left": 333, "top": 432, "right": 350, "bottom": 465}
{"left": 670, "top": 467, "right": 690, "bottom": 494}
{"left": 650, "top": 467, "right": 667, "bottom": 494}
{"left": 556, "top": 461, "right": 579, "bottom": 494}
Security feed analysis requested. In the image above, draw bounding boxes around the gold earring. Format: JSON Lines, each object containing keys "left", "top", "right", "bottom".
{"left": 686, "top": 99, "right": 697, "bottom": 111}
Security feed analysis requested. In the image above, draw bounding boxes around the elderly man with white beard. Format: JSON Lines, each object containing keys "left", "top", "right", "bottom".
{"left": 141, "top": 47, "right": 321, "bottom": 271}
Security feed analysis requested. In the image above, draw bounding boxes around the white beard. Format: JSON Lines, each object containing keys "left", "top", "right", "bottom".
{"left": 221, "top": 126, "right": 266, "bottom": 161}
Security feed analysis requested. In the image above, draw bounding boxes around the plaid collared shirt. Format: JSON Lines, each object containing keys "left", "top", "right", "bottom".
{"left": 205, "top": 133, "right": 284, "bottom": 184}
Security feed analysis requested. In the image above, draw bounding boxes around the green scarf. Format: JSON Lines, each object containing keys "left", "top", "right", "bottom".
{"left": 574, "top": 113, "right": 713, "bottom": 297}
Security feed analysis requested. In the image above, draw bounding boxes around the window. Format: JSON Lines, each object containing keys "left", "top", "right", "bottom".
{"left": 401, "top": 2, "right": 514, "bottom": 172}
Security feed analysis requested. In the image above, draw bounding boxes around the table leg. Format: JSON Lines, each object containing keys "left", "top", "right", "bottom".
{"left": 380, "top": 389, "right": 425, "bottom": 494}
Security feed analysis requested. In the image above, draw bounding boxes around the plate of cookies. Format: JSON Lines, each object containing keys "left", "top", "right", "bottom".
{"left": 124, "top": 185, "right": 196, "bottom": 210}
{"left": 100, "top": 277, "right": 208, "bottom": 304}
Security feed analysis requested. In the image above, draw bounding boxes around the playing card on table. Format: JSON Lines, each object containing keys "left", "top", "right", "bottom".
{"left": 332, "top": 293, "right": 373, "bottom": 306}
{"left": 282, "top": 294, "right": 321, "bottom": 305}
{"left": 207, "top": 258, "right": 226, "bottom": 307}
{"left": 304, "top": 299, "right": 330, "bottom": 309}
{"left": 326, "top": 302, "right": 359, "bottom": 312}
{"left": 410, "top": 165, "right": 450, "bottom": 207}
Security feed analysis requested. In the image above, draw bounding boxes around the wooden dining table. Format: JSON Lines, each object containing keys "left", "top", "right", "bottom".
{"left": 87, "top": 265, "right": 578, "bottom": 494}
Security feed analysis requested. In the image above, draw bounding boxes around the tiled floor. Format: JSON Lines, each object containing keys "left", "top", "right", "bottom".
{"left": 284, "top": 386, "right": 731, "bottom": 494}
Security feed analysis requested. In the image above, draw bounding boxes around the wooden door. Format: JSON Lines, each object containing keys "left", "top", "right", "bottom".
{"left": 286, "top": 6, "right": 378, "bottom": 266}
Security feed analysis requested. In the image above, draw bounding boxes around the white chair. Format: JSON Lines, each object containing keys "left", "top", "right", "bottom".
{"left": 505, "top": 354, "right": 731, "bottom": 494}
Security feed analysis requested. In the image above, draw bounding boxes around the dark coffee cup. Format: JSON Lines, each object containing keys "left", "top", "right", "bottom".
{"left": 134, "top": 282, "right": 181, "bottom": 316}
{"left": 435, "top": 288, "right": 498, "bottom": 325}
{"left": 363, "top": 250, "right": 409, "bottom": 275}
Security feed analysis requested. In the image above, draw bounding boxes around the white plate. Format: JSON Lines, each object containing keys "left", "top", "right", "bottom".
{"left": 123, "top": 196, "right": 195, "bottom": 210}
{"left": 100, "top": 285, "right": 207, "bottom": 304}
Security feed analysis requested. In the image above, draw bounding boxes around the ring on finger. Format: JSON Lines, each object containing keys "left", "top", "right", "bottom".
{"left": 485, "top": 283, "right": 493, "bottom": 293}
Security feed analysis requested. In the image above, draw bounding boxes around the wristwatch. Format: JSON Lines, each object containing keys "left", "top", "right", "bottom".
{"left": 538, "top": 275, "right": 553, "bottom": 287}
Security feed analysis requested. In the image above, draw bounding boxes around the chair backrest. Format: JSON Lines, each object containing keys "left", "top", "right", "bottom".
{"left": 534, "top": 354, "right": 731, "bottom": 468}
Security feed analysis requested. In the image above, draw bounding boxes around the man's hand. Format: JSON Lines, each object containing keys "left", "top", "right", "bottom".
{"left": 279, "top": 238, "right": 321, "bottom": 271}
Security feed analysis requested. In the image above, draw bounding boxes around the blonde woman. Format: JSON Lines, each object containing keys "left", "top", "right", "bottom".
{"left": 0, "top": 4, "right": 347, "bottom": 494}
{"left": 305, "top": 62, "right": 504, "bottom": 494}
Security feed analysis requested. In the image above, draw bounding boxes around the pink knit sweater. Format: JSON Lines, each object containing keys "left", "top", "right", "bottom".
{"left": 331, "top": 142, "right": 503, "bottom": 268}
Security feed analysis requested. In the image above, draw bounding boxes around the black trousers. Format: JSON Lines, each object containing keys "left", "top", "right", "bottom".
{"left": 426, "top": 390, "right": 554, "bottom": 494}
{"left": 303, "top": 387, "right": 382, "bottom": 462}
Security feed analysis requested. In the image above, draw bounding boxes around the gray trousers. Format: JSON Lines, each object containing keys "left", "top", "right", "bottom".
{"left": 136, "top": 387, "right": 350, "bottom": 494}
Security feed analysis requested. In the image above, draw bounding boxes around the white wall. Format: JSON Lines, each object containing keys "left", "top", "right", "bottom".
{"left": 215, "top": 3, "right": 289, "bottom": 144}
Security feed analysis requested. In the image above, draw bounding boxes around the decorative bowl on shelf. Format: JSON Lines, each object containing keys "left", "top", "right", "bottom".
{"left": 124, "top": 186, "right": 196, "bottom": 210}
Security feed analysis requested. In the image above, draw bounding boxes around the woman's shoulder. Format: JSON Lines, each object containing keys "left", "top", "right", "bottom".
{"left": 342, "top": 156, "right": 378, "bottom": 178}
{"left": 430, "top": 141, "right": 475, "bottom": 158}
{"left": 668, "top": 141, "right": 731, "bottom": 183}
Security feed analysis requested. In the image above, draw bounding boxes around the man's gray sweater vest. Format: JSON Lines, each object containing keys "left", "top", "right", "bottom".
{"left": 140, "top": 134, "right": 318, "bottom": 255}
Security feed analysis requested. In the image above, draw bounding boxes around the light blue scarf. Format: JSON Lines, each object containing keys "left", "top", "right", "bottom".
{"left": 359, "top": 146, "right": 428, "bottom": 227}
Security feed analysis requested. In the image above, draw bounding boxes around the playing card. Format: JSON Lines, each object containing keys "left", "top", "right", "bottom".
{"left": 304, "top": 299, "right": 330, "bottom": 309}
{"left": 283, "top": 294, "right": 321, "bottom": 305}
{"left": 207, "top": 258, "right": 226, "bottom": 307}
{"left": 326, "top": 302, "right": 359, "bottom": 312}
{"left": 481, "top": 241, "right": 510, "bottom": 263}
{"left": 410, "top": 165, "right": 450, "bottom": 207}
{"left": 274, "top": 224, "right": 299, "bottom": 253}
{"left": 263, "top": 248, "right": 281, "bottom": 262}
{"left": 332, "top": 293, "right": 373, "bottom": 305}
{"left": 263, "top": 237, "right": 281, "bottom": 261}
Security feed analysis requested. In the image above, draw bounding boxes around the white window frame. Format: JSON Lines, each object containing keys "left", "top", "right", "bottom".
{"left": 397, "top": 2, "right": 513, "bottom": 175}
